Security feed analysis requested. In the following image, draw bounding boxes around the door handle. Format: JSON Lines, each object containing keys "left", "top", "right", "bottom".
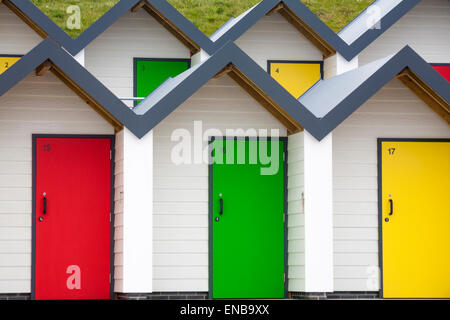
{"left": 219, "top": 198, "right": 223, "bottom": 215}
{"left": 388, "top": 199, "right": 393, "bottom": 215}
{"left": 43, "top": 193, "right": 47, "bottom": 214}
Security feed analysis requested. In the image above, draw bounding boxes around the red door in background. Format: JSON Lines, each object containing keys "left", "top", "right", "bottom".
{"left": 432, "top": 64, "right": 450, "bottom": 82}
{"left": 34, "top": 136, "right": 112, "bottom": 300}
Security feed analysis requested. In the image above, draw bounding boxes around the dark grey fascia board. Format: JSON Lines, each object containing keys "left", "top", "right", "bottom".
{"left": 6, "top": 0, "right": 421, "bottom": 59}
{"left": 316, "top": 45, "right": 450, "bottom": 139}
{"left": 134, "top": 42, "right": 449, "bottom": 140}
{"left": 210, "top": 0, "right": 421, "bottom": 61}
{"left": 7, "top": 0, "right": 214, "bottom": 56}
{"left": 0, "top": 38, "right": 140, "bottom": 135}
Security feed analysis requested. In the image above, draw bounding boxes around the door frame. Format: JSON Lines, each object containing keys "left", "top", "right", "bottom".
{"left": 208, "top": 136, "right": 288, "bottom": 299}
{"left": 31, "top": 134, "right": 116, "bottom": 300}
{"left": 133, "top": 57, "right": 191, "bottom": 107}
{"left": 377, "top": 138, "right": 450, "bottom": 298}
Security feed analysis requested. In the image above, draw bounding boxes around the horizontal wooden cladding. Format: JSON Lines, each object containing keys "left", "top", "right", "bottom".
{"left": 269, "top": 3, "right": 335, "bottom": 59}
{"left": 396, "top": 68, "right": 450, "bottom": 124}
{"left": 213, "top": 64, "right": 303, "bottom": 135}
{"left": 3, "top": 0, "right": 47, "bottom": 39}
{"left": 43, "top": 61, "right": 123, "bottom": 132}
{"left": 141, "top": 2, "right": 200, "bottom": 55}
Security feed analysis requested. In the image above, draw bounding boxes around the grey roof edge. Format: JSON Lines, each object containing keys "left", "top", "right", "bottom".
{"left": 344, "top": 0, "right": 421, "bottom": 58}
{"left": 6, "top": 0, "right": 214, "bottom": 56}
{"left": 133, "top": 41, "right": 323, "bottom": 139}
{"left": 315, "top": 45, "right": 450, "bottom": 140}
{"left": 210, "top": 0, "right": 421, "bottom": 61}
{"left": 134, "top": 42, "right": 449, "bottom": 140}
{"left": 5, "top": 0, "right": 421, "bottom": 60}
{"left": 0, "top": 38, "right": 141, "bottom": 136}
{"left": 337, "top": 0, "right": 402, "bottom": 44}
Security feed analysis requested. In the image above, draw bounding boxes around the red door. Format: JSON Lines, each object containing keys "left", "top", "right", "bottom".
{"left": 34, "top": 137, "right": 112, "bottom": 300}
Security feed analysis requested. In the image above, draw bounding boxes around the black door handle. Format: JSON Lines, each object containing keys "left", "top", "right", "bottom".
{"left": 219, "top": 198, "right": 223, "bottom": 215}
{"left": 43, "top": 193, "right": 47, "bottom": 214}
{"left": 388, "top": 199, "right": 393, "bottom": 215}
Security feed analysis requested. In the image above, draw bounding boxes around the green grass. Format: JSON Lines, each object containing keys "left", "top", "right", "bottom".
{"left": 31, "top": 0, "right": 120, "bottom": 38}
{"left": 31, "top": 0, "right": 374, "bottom": 38}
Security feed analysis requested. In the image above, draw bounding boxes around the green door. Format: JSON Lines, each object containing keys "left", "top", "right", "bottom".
{"left": 211, "top": 138, "right": 286, "bottom": 299}
{"left": 135, "top": 58, "right": 190, "bottom": 104}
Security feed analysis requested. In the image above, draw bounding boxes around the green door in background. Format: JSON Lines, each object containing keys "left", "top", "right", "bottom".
{"left": 134, "top": 58, "right": 190, "bottom": 104}
{"left": 211, "top": 138, "right": 286, "bottom": 299}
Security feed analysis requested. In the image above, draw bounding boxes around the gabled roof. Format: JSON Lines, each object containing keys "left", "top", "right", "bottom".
{"left": 3, "top": 0, "right": 421, "bottom": 59}
{"left": 0, "top": 38, "right": 139, "bottom": 133}
{"left": 209, "top": 0, "right": 421, "bottom": 61}
{"left": 134, "top": 43, "right": 449, "bottom": 140}
{"left": 299, "top": 46, "right": 450, "bottom": 138}
{"left": 3, "top": 0, "right": 212, "bottom": 55}
{"left": 1, "top": 39, "right": 447, "bottom": 141}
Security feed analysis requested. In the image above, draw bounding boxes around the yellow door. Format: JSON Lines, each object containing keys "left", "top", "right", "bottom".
{"left": 381, "top": 140, "right": 450, "bottom": 298}
{"left": 0, "top": 56, "right": 21, "bottom": 75}
{"left": 269, "top": 61, "right": 321, "bottom": 99}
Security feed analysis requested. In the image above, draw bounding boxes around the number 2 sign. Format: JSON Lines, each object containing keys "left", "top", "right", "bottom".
{"left": 0, "top": 56, "right": 21, "bottom": 75}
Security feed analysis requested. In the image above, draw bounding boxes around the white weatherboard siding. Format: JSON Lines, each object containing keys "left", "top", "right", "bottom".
{"left": 191, "top": 50, "right": 210, "bottom": 67}
{"left": 84, "top": 10, "right": 190, "bottom": 108}
{"left": 287, "top": 132, "right": 305, "bottom": 292}
{"left": 153, "top": 76, "right": 287, "bottom": 292}
{"left": 74, "top": 49, "right": 85, "bottom": 67}
{"left": 324, "top": 54, "right": 358, "bottom": 80}
{"left": 0, "top": 5, "right": 42, "bottom": 55}
{"left": 114, "top": 131, "right": 124, "bottom": 292}
{"left": 235, "top": 12, "right": 323, "bottom": 71}
{"left": 359, "top": 0, "right": 450, "bottom": 65}
{"left": 332, "top": 78, "right": 450, "bottom": 291}
{"left": 0, "top": 72, "right": 114, "bottom": 293}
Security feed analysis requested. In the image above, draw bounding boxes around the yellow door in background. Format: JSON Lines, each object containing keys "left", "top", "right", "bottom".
{"left": 0, "top": 56, "right": 21, "bottom": 75}
{"left": 380, "top": 140, "right": 450, "bottom": 298}
{"left": 268, "top": 61, "right": 321, "bottom": 99}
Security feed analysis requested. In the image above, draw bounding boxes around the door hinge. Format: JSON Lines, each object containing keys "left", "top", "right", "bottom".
{"left": 110, "top": 150, "right": 112, "bottom": 160}
{"left": 284, "top": 273, "right": 286, "bottom": 283}
{"left": 283, "top": 213, "right": 286, "bottom": 223}
{"left": 283, "top": 151, "right": 285, "bottom": 161}
{"left": 110, "top": 212, "right": 112, "bottom": 222}
{"left": 109, "top": 273, "right": 111, "bottom": 284}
